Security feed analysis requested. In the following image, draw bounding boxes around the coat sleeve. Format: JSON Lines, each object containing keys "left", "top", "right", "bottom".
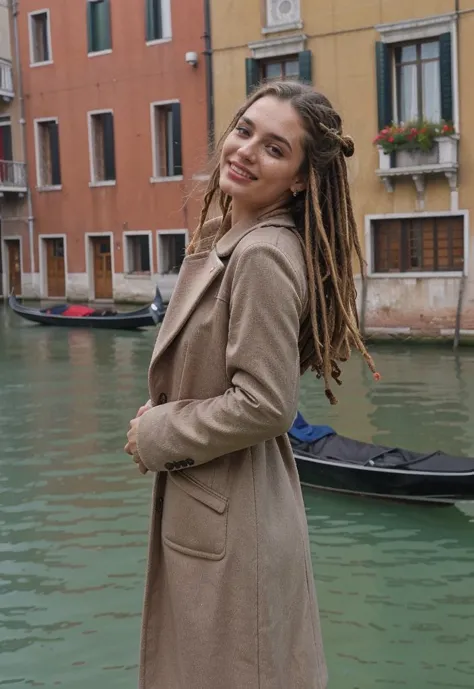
{"left": 136, "top": 242, "right": 305, "bottom": 472}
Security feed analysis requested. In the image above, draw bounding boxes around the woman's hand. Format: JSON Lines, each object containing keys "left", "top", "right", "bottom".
{"left": 125, "top": 403, "right": 151, "bottom": 474}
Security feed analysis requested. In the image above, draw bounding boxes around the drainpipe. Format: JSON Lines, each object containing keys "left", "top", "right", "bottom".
{"left": 10, "top": 0, "right": 35, "bottom": 282}
{"left": 203, "top": 0, "right": 214, "bottom": 152}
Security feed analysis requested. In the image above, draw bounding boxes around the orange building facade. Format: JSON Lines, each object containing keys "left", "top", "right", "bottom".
{"left": 13, "top": 0, "right": 209, "bottom": 302}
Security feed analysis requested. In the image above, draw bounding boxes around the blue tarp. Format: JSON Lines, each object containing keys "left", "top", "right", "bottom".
{"left": 288, "top": 411, "right": 336, "bottom": 444}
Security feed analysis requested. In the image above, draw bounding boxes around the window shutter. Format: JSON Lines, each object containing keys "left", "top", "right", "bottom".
{"left": 101, "top": 0, "right": 112, "bottom": 51}
{"left": 103, "top": 113, "right": 116, "bottom": 181}
{"left": 245, "top": 58, "right": 260, "bottom": 96}
{"left": 375, "top": 41, "right": 393, "bottom": 131}
{"left": 49, "top": 122, "right": 61, "bottom": 185}
{"left": 86, "top": 2, "right": 94, "bottom": 53}
{"left": 298, "top": 50, "right": 312, "bottom": 84}
{"left": 171, "top": 103, "right": 182, "bottom": 176}
{"left": 3, "top": 125, "right": 12, "bottom": 161}
{"left": 146, "top": 0, "right": 162, "bottom": 42}
{"left": 439, "top": 32, "right": 453, "bottom": 122}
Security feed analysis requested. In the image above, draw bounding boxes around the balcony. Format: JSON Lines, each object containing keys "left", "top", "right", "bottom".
{"left": 0, "top": 160, "right": 27, "bottom": 194}
{"left": 0, "top": 59, "right": 14, "bottom": 101}
{"left": 376, "top": 136, "right": 459, "bottom": 196}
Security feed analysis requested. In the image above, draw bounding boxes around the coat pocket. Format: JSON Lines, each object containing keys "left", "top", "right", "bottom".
{"left": 162, "top": 471, "right": 228, "bottom": 560}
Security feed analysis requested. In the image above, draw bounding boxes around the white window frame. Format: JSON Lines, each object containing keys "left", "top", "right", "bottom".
{"left": 87, "top": 109, "right": 116, "bottom": 187}
{"left": 150, "top": 99, "right": 183, "bottom": 182}
{"left": 33, "top": 117, "right": 61, "bottom": 191}
{"left": 365, "top": 210, "right": 469, "bottom": 279}
{"left": 156, "top": 229, "right": 188, "bottom": 276}
{"left": 84, "top": 231, "right": 115, "bottom": 300}
{"left": 146, "top": 0, "right": 172, "bottom": 46}
{"left": 376, "top": 13, "right": 459, "bottom": 132}
{"left": 38, "top": 233, "right": 68, "bottom": 298}
{"left": 1, "top": 235, "right": 23, "bottom": 297}
{"left": 28, "top": 9, "right": 53, "bottom": 67}
{"left": 123, "top": 231, "right": 154, "bottom": 275}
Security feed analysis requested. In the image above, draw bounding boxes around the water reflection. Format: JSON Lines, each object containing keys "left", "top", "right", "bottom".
{"left": 1, "top": 304, "right": 474, "bottom": 688}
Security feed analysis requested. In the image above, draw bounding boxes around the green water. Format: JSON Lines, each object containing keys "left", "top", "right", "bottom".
{"left": 1, "top": 303, "right": 473, "bottom": 688}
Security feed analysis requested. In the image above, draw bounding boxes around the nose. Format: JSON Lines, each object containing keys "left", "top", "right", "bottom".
{"left": 237, "top": 139, "right": 257, "bottom": 162}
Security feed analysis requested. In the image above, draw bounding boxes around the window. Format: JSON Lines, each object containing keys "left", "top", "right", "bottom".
{"left": 151, "top": 102, "right": 182, "bottom": 179}
{"left": 35, "top": 119, "right": 61, "bottom": 187}
{"left": 373, "top": 216, "right": 464, "bottom": 273}
{"left": 375, "top": 28, "right": 453, "bottom": 131}
{"left": 126, "top": 235, "right": 151, "bottom": 274}
{"left": 395, "top": 40, "right": 441, "bottom": 123}
{"left": 246, "top": 50, "right": 312, "bottom": 95}
{"left": 157, "top": 232, "right": 186, "bottom": 275}
{"left": 29, "top": 10, "right": 52, "bottom": 65}
{"left": 88, "top": 111, "right": 116, "bottom": 184}
{"left": 265, "top": 0, "right": 301, "bottom": 30}
{"left": 0, "top": 117, "right": 12, "bottom": 161}
{"left": 261, "top": 57, "right": 299, "bottom": 80}
{"left": 87, "top": 0, "right": 112, "bottom": 54}
{"left": 146, "top": 0, "right": 172, "bottom": 42}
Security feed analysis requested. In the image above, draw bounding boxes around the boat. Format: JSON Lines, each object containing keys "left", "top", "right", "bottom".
{"left": 289, "top": 412, "right": 474, "bottom": 505}
{"left": 8, "top": 287, "right": 166, "bottom": 330}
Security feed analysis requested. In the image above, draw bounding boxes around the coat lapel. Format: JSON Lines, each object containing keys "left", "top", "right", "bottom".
{"left": 149, "top": 209, "right": 296, "bottom": 374}
{"left": 149, "top": 248, "right": 224, "bottom": 371}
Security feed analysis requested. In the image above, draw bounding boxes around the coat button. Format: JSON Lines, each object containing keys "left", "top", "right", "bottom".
{"left": 158, "top": 393, "right": 168, "bottom": 405}
{"left": 165, "top": 462, "right": 174, "bottom": 471}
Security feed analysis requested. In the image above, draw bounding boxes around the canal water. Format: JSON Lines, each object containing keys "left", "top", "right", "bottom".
{"left": 1, "top": 302, "right": 474, "bottom": 689}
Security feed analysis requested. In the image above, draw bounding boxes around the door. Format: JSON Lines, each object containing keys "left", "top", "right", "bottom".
{"left": 6, "top": 240, "right": 22, "bottom": 295}
{"left": 46, "top": 238, "right": 65, "bottom": 297}
{"left": 92, "top": 236, "right": 112, "bottom": 299}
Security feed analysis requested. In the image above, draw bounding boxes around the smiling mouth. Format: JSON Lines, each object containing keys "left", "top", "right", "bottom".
{"left": 228, "top": 162, "right": 257, "bottom": 181}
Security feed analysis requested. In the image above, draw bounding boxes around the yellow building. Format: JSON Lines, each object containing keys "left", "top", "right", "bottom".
{"left": 210, "top": 0, "right": 474, "bottom": 337}
{"left": 0, "top": 0, "right": 29, "bottom": 299}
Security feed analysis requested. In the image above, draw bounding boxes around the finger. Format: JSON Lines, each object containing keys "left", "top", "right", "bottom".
{"left": 138, "top": 460, "right": 148, "bottom": 475}
{"left": 124, "top": 442, "right": 133, "bottom": 456}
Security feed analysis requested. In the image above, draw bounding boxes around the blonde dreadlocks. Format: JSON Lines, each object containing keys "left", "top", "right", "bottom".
{"left": 187, "top": 81, "right": 378, "bottom": 404}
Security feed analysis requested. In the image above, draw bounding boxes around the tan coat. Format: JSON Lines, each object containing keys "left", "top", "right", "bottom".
{"left": 136, "top": 212, "right": 327, "bottom": 689}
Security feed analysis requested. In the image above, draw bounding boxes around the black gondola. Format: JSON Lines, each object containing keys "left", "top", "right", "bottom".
{"left": 8, "top": 287, "right": 166, "bottom": 330}
{"left": 289, "top": 412, "right": 474, "bottom": 505}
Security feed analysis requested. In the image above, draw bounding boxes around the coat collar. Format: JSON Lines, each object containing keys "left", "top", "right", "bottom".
{"left": 216, "top": 209, "right": 296, "bottom": 257}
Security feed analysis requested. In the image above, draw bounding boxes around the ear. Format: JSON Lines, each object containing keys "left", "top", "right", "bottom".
{"left": 291, "top": 173, "right": 307, "bottom": 195}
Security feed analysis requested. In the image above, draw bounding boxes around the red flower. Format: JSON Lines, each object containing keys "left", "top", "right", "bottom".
{"left": 388, "top": 136, "right": 394, "bottom": 143}
{"left": 442, "top": 124, "right": 452, "bottom": 132}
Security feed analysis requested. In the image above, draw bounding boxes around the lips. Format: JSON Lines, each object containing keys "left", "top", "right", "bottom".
{"left": 228, "top": 161, "right": 257, "bottom": 181}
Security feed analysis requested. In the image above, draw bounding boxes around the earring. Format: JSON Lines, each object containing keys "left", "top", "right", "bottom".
{"left": 293, "top": 190, "right": 298, "bottom": 197}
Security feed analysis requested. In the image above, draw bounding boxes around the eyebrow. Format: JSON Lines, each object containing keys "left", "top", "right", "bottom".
{"left": 241, "top": 116, "right": 293, "bottom": 152}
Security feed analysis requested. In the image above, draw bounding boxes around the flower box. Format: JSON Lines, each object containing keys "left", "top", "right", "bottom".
{"left": 377, "top": 136, "right": 458, "bottom": 171}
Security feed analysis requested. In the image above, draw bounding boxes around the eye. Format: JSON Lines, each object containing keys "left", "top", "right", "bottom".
{"left": 236, "top": 125, "right": 250, "bottom": 136}
{"left": 268, "top": 145, "right": 283, "bottom": 158}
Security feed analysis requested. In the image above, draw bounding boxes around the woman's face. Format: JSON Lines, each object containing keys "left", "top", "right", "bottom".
{"left": 219, "top": 96, "right": 306, "bottom": 217}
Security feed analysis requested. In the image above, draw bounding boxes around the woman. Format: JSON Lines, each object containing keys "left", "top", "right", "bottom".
{"left": 125, "top": 81, "right": 377, "bottom": 689}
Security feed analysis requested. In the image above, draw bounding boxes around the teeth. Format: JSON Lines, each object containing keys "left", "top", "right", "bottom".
{"left": 230, "top": 163, "right": 253, "bottom": 180}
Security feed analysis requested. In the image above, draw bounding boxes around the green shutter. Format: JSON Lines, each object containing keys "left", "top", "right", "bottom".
{"left": 3, "top": 124, "right": 12, "bottom": 161}
{"left": 103, "top": 113, "right": 116, "bottom": 181}
{"left": 103, "top": 0, "right": 112, "bottom": 51}
{"left": 146, "top": 0, "right": 162, "bottom": 42}
{"left": 87, "top": 2, "right": 94, "bottom": 53}
{"left": 375, "top": 41, "right": 393, "bottom": 131}
{"left": 49, "top": 122, "right": 61, "bottom": 186}
{"left": 245, "top": 58, "right": 260, "bottom": 96}
{"left": 88, "top": 0, "right": 111, "bottom": 52}
{"left": 298, "top": 50, "right": 312, "bottom": 84}
{"left": 171, "top": 103, "right": 182, "bottom": 176}
{"left": 439, "top": 32, "right": 453, "bottom": 122}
